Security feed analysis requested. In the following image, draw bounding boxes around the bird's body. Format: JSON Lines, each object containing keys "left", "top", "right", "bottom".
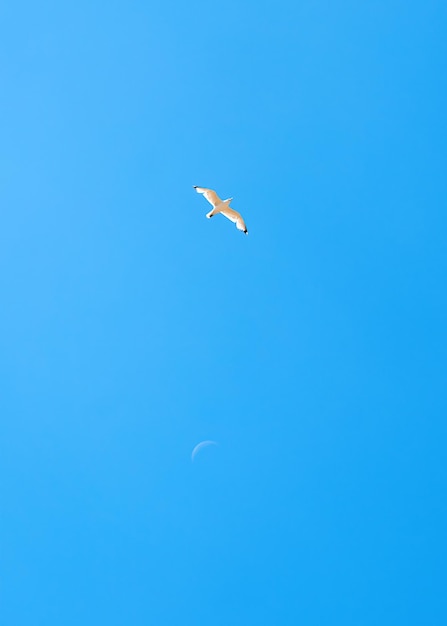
{"left": 193, "top": 186, "right": 248, "bottom": 234}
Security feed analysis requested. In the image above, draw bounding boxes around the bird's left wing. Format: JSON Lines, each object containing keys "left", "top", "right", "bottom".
{"left": 193, "top": 186, "right": 222, "bottom": 207}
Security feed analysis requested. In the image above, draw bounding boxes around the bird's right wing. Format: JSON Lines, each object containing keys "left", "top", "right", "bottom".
{"left": 220, "top": 207, "right": 248, "bottom": 234}
{"left": 193, "top": 186, "right": 222, "bottom": 207}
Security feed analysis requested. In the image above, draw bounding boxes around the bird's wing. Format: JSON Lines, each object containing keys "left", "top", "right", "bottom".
{"left": 193, "top": 186, "right": 222, "bottom": 207}
{"left": 220, "top": 207, "right": 248, "bottom": 234}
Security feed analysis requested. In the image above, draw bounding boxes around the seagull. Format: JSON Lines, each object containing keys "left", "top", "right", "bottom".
{"left": 193, "top": 186, "right": 248, "bottom": 234}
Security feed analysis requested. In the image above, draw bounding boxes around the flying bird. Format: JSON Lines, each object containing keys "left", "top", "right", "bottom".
{"left": 193, "top": 186, "right": 248, "bottom": 234}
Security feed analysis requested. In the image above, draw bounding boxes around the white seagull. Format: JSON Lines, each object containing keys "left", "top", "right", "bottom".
{"left": 193, "top": 186, "right": 248, "bottom": 234}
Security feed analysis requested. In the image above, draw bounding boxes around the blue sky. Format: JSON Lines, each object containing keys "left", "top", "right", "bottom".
{"left": 1, "top": 1, "right": 446, "bottom": 624}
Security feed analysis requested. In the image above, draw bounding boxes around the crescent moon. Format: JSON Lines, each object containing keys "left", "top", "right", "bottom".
{"left": 191, "top": 440, "right": 218, "bottom": 461}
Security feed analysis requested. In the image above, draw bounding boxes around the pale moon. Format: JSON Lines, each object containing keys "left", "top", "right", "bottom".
{"left": 191, "top": 440, "right": 218, "bottom": 461}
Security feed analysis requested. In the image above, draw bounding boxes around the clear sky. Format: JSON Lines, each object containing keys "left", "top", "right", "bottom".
{"left": 1, "top": 1, "right": 446, "bottom": 624}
